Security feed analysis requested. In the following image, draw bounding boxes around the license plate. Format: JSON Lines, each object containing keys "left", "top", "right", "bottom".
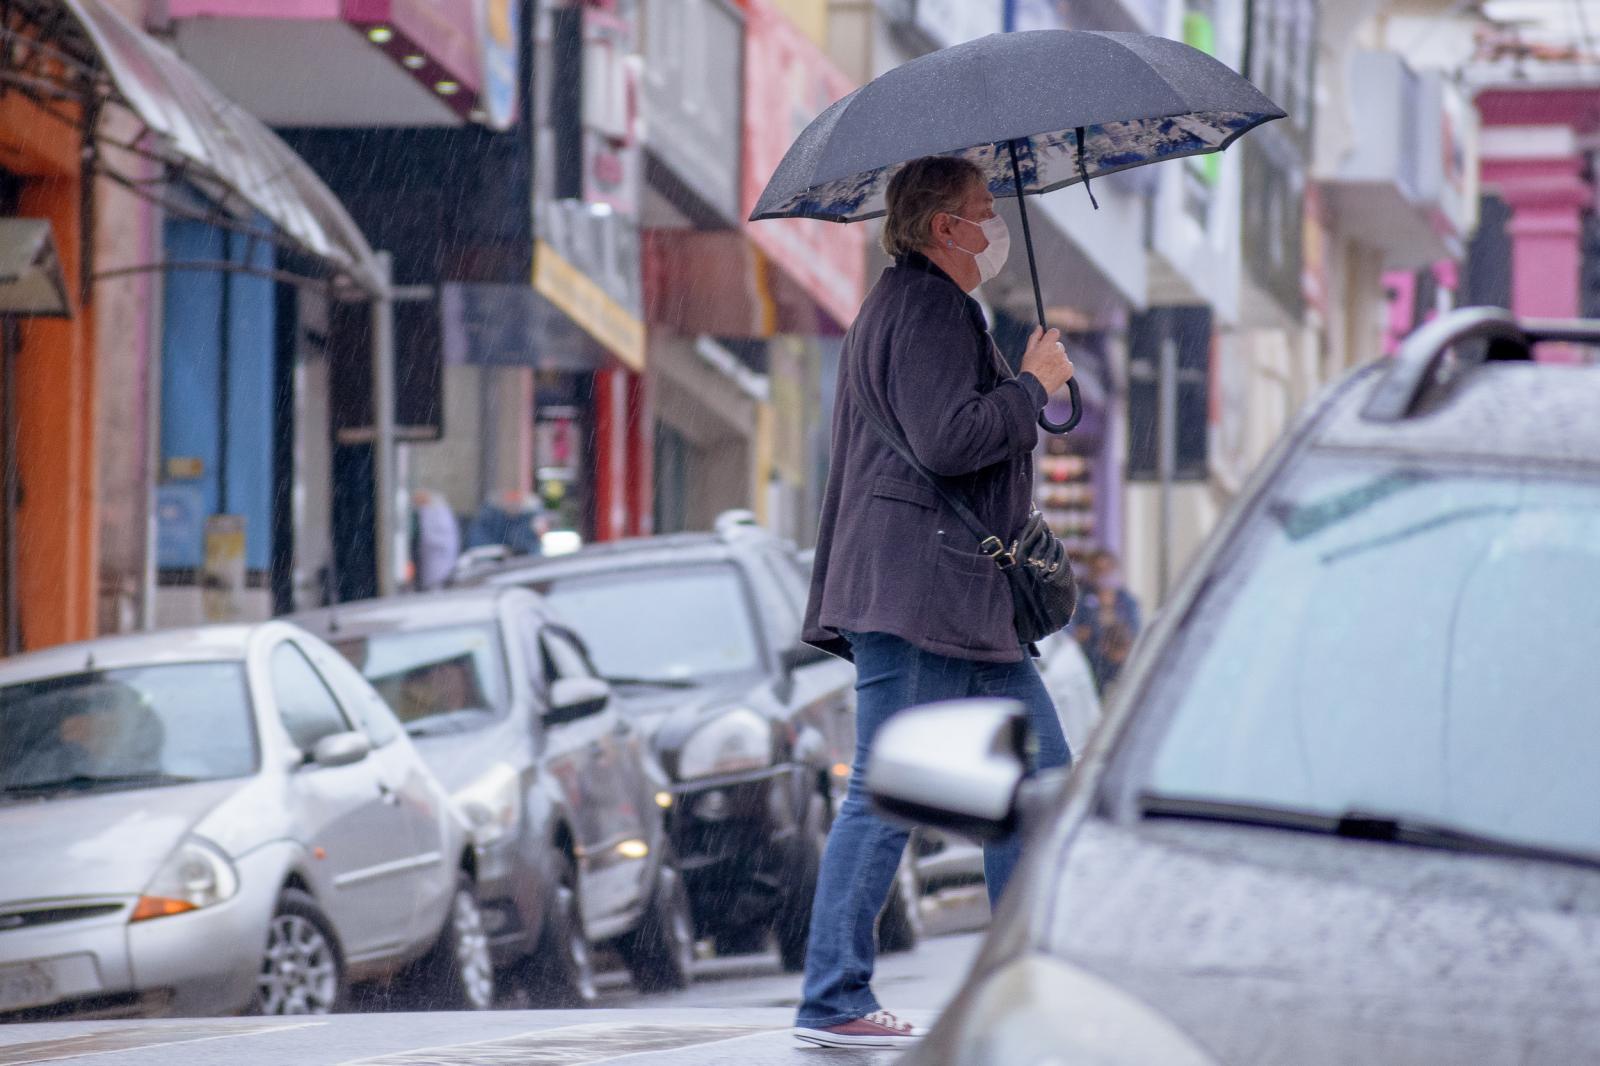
{"left": 0, "top": 961, "right": 58, "bottom": 1012}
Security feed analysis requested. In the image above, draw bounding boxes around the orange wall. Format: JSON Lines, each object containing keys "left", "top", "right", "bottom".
{"left": 2, "top": 96, "right": 99, "bottom": 651}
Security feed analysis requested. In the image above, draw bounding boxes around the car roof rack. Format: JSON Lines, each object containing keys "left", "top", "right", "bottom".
{"left": 1364, "top": 306, "right": 1600, "bottom": 422}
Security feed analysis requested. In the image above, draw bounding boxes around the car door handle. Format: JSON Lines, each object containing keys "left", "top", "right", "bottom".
{"left": 378, "top": 782, "right": 401, "bottom": 806}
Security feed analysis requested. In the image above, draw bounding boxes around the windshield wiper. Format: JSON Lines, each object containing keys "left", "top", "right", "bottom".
{"left": 602, "top": 675, "right": 698, "bottom": 690}
{"left": 1138, "top": 794, "right": 1600, "bottom": 872}
{"left": 2, "top": 772, "right": 202, "bottom": 797}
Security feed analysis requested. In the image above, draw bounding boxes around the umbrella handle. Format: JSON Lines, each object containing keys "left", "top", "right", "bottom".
{"left": 1038, "top": 379, "right": 1083, "bottom": 434}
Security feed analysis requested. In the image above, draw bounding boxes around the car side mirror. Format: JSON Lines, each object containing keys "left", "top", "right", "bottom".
{"left": 545, "top": 677, "right": 611, "bottom": 726}
{"left": 311, "top": 730, "right": 372, "bottom": 769}
{"left": 865, "top": 699, "right": 1028, "bottom": 842}
{"left": 780, "top": 643, "right": 830, "bottom": 673}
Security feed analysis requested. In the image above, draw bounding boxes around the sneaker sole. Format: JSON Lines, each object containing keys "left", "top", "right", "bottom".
{"left": 793, "top": 1028, "right": 922, "bottom": 1049}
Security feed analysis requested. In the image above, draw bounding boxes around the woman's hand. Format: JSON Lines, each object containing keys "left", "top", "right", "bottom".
{"left": 1020, "top": 326, "right": 1074, "bottom": 395}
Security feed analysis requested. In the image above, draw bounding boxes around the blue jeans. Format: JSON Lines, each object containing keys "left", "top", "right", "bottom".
{"left": 795, "top": 630, "right": 1071, "bottom": 1028}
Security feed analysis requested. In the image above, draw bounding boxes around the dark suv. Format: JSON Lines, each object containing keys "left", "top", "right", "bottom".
{"left": 292, "top": 587, "right": 693, "bottom": 1005}
{"left": 460, "top": 522, "right": 903, "bottom": 969}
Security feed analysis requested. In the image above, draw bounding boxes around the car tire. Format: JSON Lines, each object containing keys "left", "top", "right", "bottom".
{"left": 618, "top": 861, "right": 695, "bottom": 994}
{"left": 776, "top": 790, "right": 828, "bottom": 973}
{"left": 254, "top": 889, "right": 346, "bottom": 1016}
{"left": 876, "top": 854, "right": 923, "bottom": 954}
{"left": 524, "top": 855, "right": 597, "bottom": 1008}
{"left": 405, "top": 874, "right": 495, "bottom": 1011}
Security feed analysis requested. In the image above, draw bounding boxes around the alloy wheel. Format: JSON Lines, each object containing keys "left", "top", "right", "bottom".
{"left": 258, "top": 914, "right": 339, "bottom": 1015}
{"left": 560, "top": 885, "right": 598, "bottom": 1003}
{"left": 453, "top": 889, "right": 495, "bottom": 1010}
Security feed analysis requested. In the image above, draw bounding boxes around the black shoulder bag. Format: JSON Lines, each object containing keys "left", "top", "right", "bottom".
{"left": 849, "top": 373, "right": 1078, "bottom": 648}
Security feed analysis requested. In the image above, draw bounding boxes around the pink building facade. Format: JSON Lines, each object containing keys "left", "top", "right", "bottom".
{"left": 1476, "top": 88, "right": 1598, "bottom": 337}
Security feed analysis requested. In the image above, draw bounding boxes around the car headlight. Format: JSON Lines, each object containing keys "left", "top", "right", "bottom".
{"left": 131, "top": 837, "right": 240, "bottom": 922}
{"left": 453, "top": 762, "right": 523, "bottom": 847}
{"left": 941, "top": 954, "right": 1218, "bottom": 1066}
{"left": 677, "top": 708, "right": 773, "bottom": 780}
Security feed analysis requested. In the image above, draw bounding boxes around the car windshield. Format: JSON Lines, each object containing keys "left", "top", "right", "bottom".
{"left": 538, "top": 563, "right": 764, "bottom": 684}
{"left": 0, "top": 663, "right": 257, "bottom": 796}
{"left": 333, "top": 625, "right": 508, "bottom": 731}
{"left": 1136, "top": 457, "right": 1600, "bottom": 860}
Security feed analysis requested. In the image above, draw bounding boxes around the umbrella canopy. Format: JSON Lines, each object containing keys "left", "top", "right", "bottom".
{"left": 750, "top": 30, "right": 1284, "bottom": 224}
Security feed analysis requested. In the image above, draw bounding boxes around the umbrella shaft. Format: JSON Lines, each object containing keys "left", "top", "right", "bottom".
{"left": 1007, "top": 138, "right": 1048, "bottom": 330}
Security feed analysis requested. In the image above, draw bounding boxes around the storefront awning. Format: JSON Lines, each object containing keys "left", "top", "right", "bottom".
{"left": 1, "top": 0, "right": 382, "bottom": 294}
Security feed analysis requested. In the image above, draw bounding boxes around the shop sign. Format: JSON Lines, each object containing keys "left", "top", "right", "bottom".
{"left": 534, "top": 200, "right": 645, "bottom": 372}
{"left": 641, "top": 0, "right": 743, "bottom": 224}
{"left": 1240, "top": 133, "right": 1305, "bottom": 320}
{"left": 766, "top": 0, "right": 828, "bottom": 45}
{"left": 741, "top": 0, "right": 865, "bottom": 330}
{"left": 439, "top": 283, "right": 604, "bottom": 371}
{"left": 202, "top": 515, "right": 247, "bottom": 623}
{"left": 156, "top": 485, "right": 206, "bottom": 570}
{"left": 477, "top": 0, "right": 520, "bottom": 130}
{"left": 583, "top": 2, "right": 643, "bottom": 217}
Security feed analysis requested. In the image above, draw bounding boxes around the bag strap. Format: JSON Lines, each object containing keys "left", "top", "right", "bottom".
{"left": 847, "top": 364, "right": 1015, "bottom": 567}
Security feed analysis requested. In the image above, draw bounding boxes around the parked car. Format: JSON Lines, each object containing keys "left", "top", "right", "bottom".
{"left": 870, "top": 309, "right": 1600, "bottom": 1065}
{"left": 0, "top": 622, "right": 492, "bottom": 1020}
{"left": 459, "top": 521, "right": 897, "bottom": 970}
{"left": 291, "top": 587, "right": 691, "bottom": 1005}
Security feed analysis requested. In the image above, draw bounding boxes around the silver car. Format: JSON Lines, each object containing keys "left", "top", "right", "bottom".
{"left": 871, "top": 310, "right": 1600, "bottom": 1064}
{"left": 0, "top": 622, "right": 493, "bottom": 1019}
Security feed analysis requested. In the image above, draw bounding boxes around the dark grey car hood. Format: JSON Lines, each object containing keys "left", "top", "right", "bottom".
{"left": 1038, "top": 818, "right": 1600, "bottom": 1065}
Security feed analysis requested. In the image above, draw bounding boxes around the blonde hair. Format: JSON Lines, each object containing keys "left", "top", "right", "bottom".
{"left": 880, "top": 156, "right": 985, "bottom": 259}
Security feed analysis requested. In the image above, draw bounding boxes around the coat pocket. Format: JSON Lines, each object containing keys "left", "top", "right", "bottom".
{"left": 920, "top": 537, "right": 1012, "bottom": 651}
{"left": 871, "top": 473, "right": 939, "bottom": 510}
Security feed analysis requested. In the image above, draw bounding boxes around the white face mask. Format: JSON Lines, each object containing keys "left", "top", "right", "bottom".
{"left": 948, "top": 213, "right": 1011, "bottom": 285}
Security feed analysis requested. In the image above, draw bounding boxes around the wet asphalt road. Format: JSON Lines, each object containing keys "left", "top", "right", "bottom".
{"left": 0, "top": 914, "right": 985, "bottom": 1065}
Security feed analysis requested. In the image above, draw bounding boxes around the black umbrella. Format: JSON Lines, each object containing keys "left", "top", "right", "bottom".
{"left": 749, "top": 30, "right": 1285, "bottom": 432}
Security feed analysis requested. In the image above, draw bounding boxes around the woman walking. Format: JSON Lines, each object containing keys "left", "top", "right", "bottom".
{"left": 792, "top": 155, "right": 1076, "bottom": 1050}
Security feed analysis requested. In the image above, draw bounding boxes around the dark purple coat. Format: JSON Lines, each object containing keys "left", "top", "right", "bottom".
{"left": 803, "top": 253, "right": 1048, "bottom": 664}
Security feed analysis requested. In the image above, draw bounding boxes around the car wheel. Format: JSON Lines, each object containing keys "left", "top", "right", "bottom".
{"left": 776, "top": 790, "right": 828, "bottom": 973}
{"left": 524, "top": 856, "right": 597, "bottom": 1008}
{"left": 876, "top": 854, "right": 923, "bottom": 954}
{"left": 618, "top": 861, "right": 695, "bottom": 993}
{"left": 405, "top": 874, "right": 495, "bottom": 1011}
{"left": 255, "top": 890, "right": 345, "bottom": 1015}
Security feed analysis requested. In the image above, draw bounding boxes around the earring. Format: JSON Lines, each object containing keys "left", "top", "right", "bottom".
{"left": 947, "top": 239, "right": 954, "bottom": 247}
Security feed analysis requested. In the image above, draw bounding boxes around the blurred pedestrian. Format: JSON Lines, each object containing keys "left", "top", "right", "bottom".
{"left": 793, "top": 155, "right": 1076, "bottom": 1050}
{"left": 1073, "top": 548, "right": 1142, "bottom": 693}
{"left": 410, "top": 490, "right": 461, "bottom": 592}
{"left": 465, "top": 490, "right": 547, "bottom": 557}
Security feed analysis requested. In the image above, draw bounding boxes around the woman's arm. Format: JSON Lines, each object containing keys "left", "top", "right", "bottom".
{"left": 885, "top": 291, "right": 1046, "bottom": 477}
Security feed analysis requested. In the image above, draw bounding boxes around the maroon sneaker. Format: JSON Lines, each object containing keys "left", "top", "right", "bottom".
{"left": 794, "top": 1009, "right": 925, "bottom": 1049}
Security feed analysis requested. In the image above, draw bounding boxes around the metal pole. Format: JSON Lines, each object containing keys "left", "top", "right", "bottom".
{"left": 371, "top": 251, "right": 397, "bottom": 598}
{"left": 217, "top": 232, "right": 232, "bottom": 514}
{"left": 1157, "top": 333, "right": 1177, "bottom": 602}
{"left": 2, "top": 317, "right": 18, "bottom": 655}
{"left": 140, "top": 191, "right": 166, "bottom": 632}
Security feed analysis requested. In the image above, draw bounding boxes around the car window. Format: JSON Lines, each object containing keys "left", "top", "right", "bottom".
{"left": 332, "top": 624, "right": 508, "bottom": 735}
{"left": 1133, "top": 457, "right": 1600, "bottom": 858}
{"left": 270, "top": 643, "right": 353, "bottom": 754}
{"left": 306, "top": 641, "right": 402, "bottom": 747}
{"left": 0, "top": 663, "right": 257, "bottom": 794}
{"left": 539, "top": 563, "right": 764, "bottom": 684}
{"left": 739, "top": 552, "right": 801, "bottom": 654}
{"left": 763, "top": 547, "right": 810, "bottom": 614}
